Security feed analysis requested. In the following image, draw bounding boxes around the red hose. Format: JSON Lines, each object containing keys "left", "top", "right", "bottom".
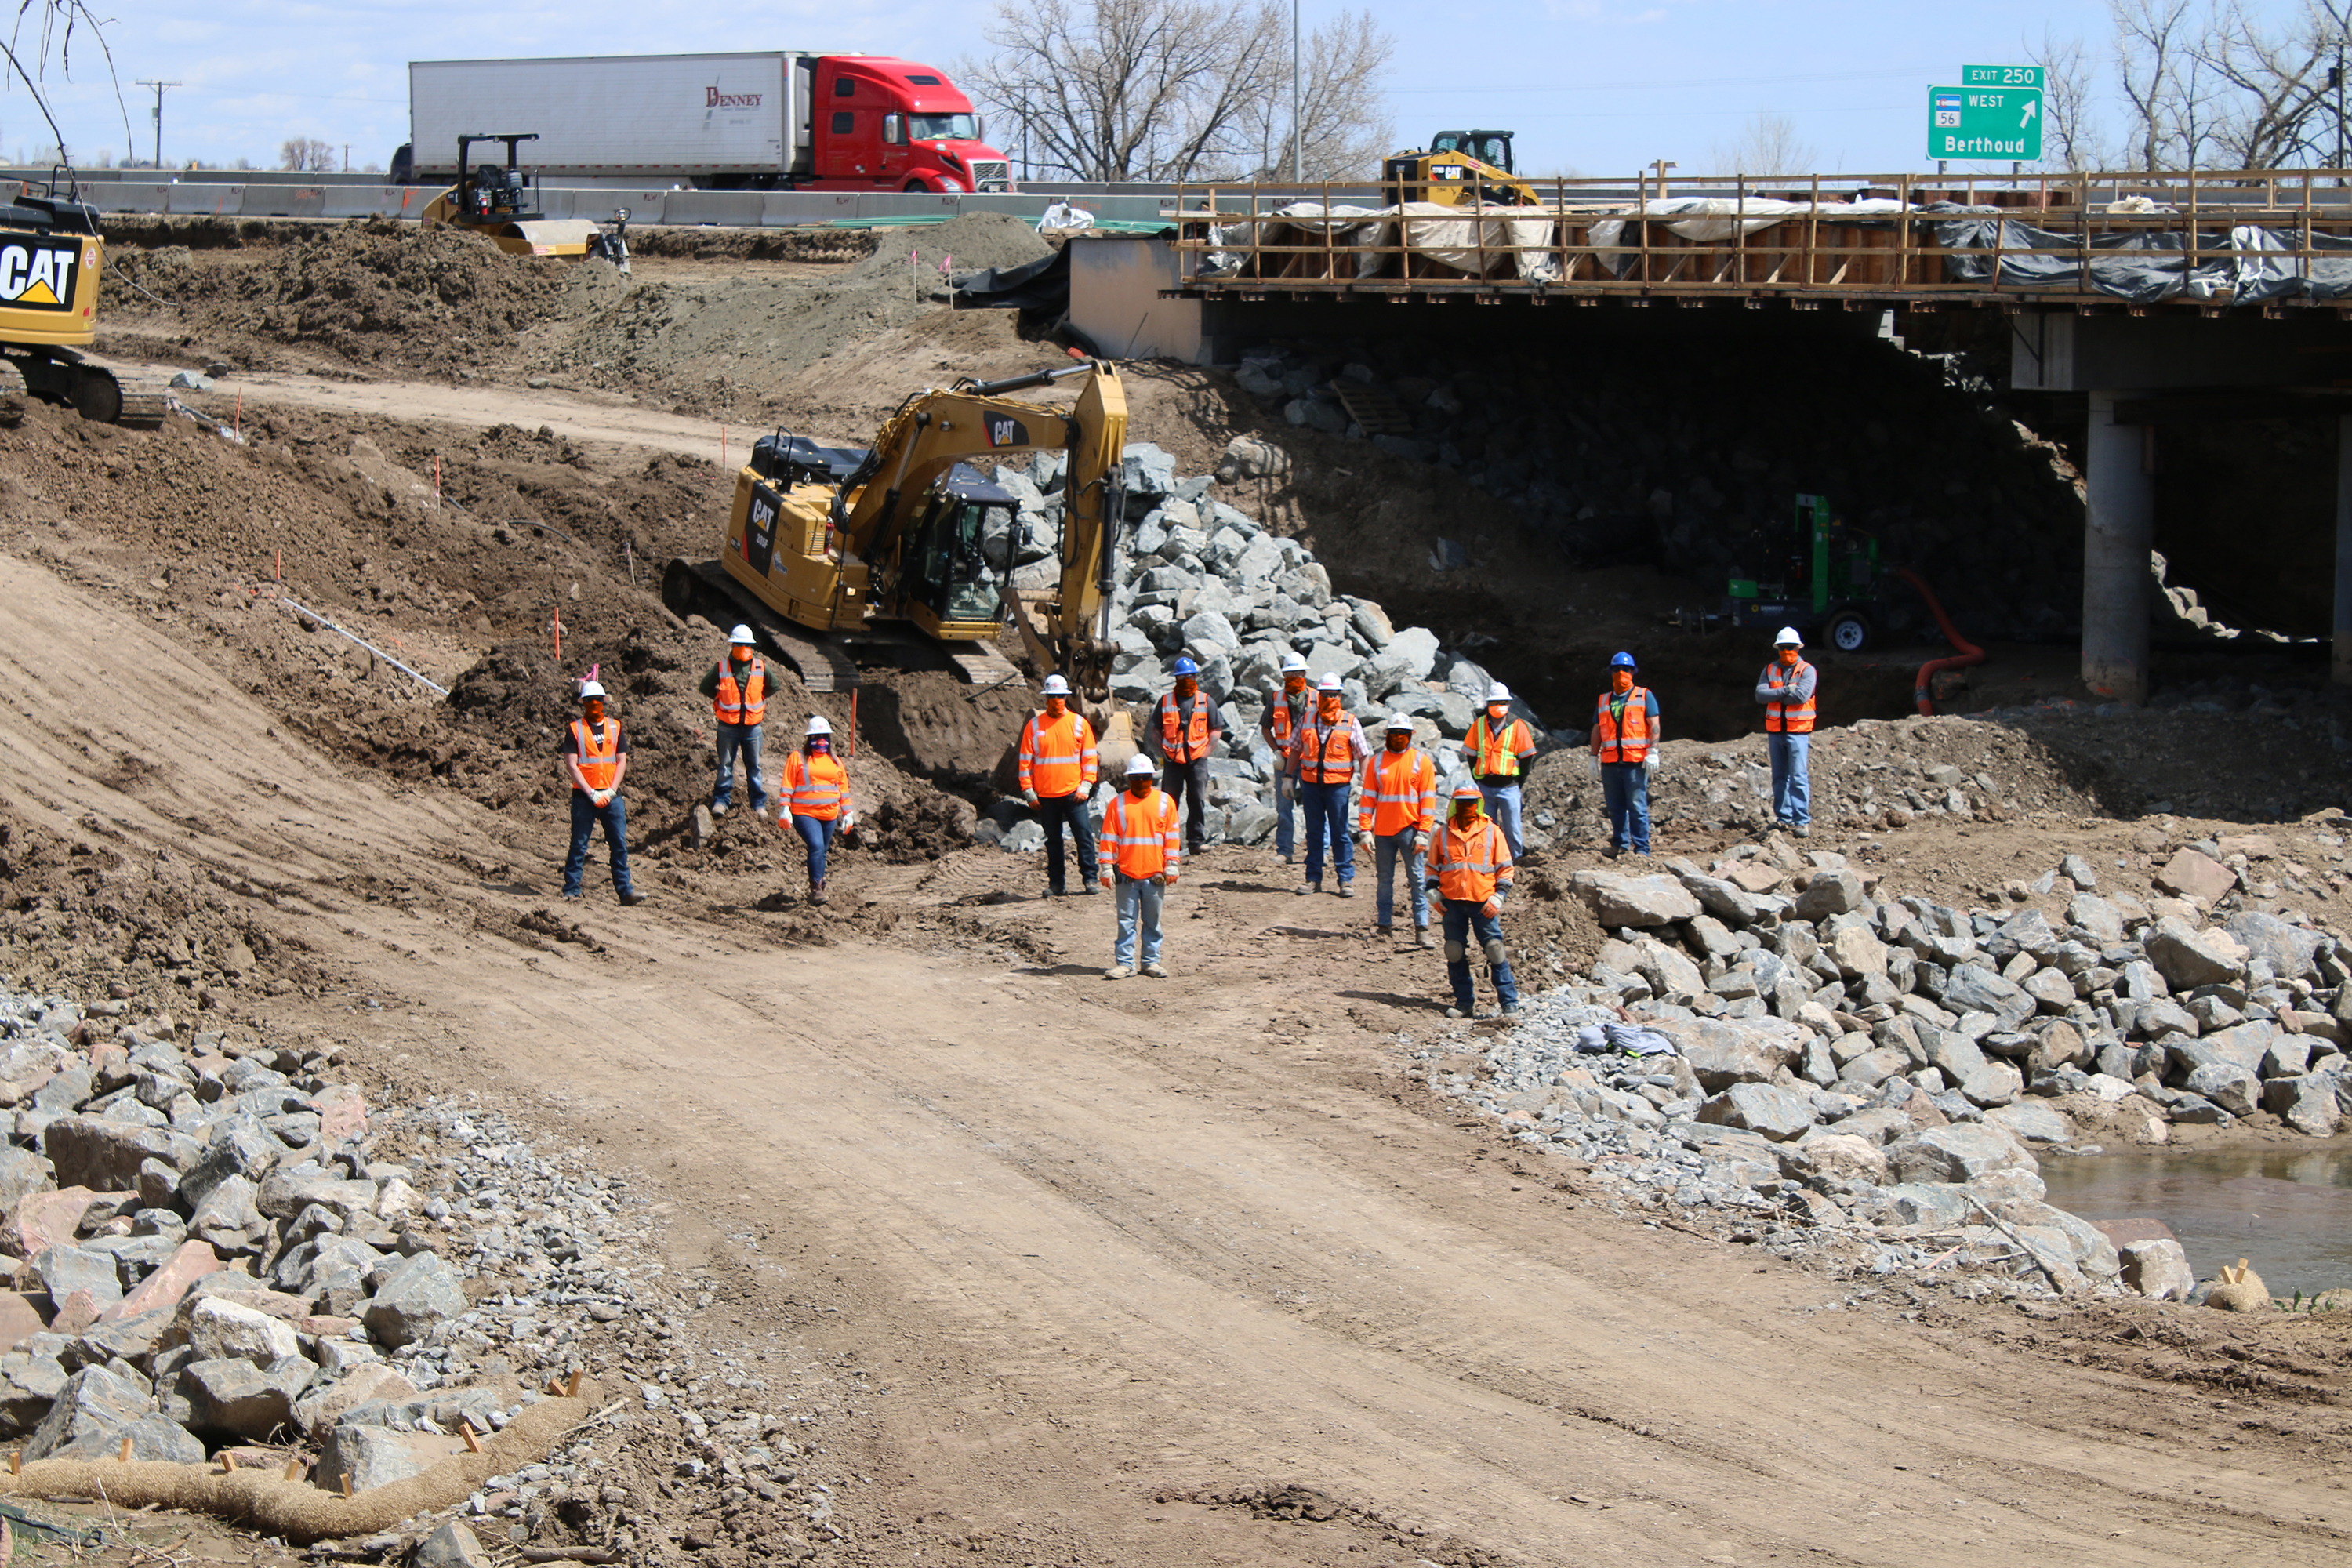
{"left": 1893, "top": 567, "right": 1985, "bottom": 715}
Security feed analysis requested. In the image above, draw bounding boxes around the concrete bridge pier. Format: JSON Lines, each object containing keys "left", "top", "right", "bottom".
{"left": 2082, "top": 391, "right": 2155, "bottom": 706}
{"left": 2339, "top": 416, "right": 2352, "bottom": 686}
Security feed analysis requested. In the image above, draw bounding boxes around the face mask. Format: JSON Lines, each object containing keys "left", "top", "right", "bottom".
{"left": 1319, "top": 693, "right": 1341, "bottom": 717}
{"left": 809, "top": 737, "right": 831, "bottom": 754}
{"left": 1612, "top": 670, "right": 1633, "bottom": 694}
{"left": 1386, "top": 731, "right": 1410, "bottom": 751}
{"left": 732, "top": 647, "right": 751, "bottom": 662}
{"left": 1487, "top": 704, "right": 1507, "bottom": 721}
{"left": 1780, "top": 648, "right": 1801, "bottom": 666}
{"left": 1284, "top": 675, "right": 1305, "bottom": 693}
{"left": 1454, "top": 803, "right": 1479, "bottom": 825}
{"left": 583, "top": 702, "right": 605, "bottom": 724}
{"left": 1127, "top": 777, "right": 1152, "bottom": 797}
{"left": 1044, "top": 696, "right": 1065, "bottom": 717}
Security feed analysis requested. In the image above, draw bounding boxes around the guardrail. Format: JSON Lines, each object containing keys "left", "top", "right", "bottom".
{"left": 1167, "top": 167, "right": 2352, "bottom": 308}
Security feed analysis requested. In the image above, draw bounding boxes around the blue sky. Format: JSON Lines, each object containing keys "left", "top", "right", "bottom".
{"left": 0, "top": 0, "right": 2165, "bottom": 176}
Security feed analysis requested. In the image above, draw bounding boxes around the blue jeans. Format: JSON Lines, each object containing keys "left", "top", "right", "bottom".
{"left": 1439, "top": 900, "right": 1519, "bottom": 1013}
{"left": 1477, "top": 780, "right": 1524, "bottom": 858}
{"left": 1272, "top": 771, "right": 1299, "bottom": 858}
{"left": 1036, "top": 793, "right": 1096, "bottom": 893}
{"left": 1769, "top": 731, "right": 1811, "bottom": 826}
{"left": 1371, "top": 831, "right": 1428, "bottom": 927}
{"left": 793, "top": 815, "right": 840, "bottom": 885}
{"left": 1300, "top": 780, "right": 1353, "bottom": 886}
{"left": 1601, "top": 762, "right": 1650, "bottom": 854}
{"left": 713, "top": 722, "right": 765, "bottom": 812}
{"left": 564, "top": 791, "right": 633, "bottom": 896}
{"left": 1113, "top": 873, "right": 1164, "bottom": 967}
{"left": 1160, "top": 756, "right": 1213, "bottom": 851}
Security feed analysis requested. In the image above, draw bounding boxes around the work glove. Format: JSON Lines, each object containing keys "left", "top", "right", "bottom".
{"left": 1151, "top": 873, "right": 1167, "bottom": 887}
{"left": 841, "top": 815, "right": 857, "bottom": 836}
{"left": 1642, "top": 752, "right": 1659, "bottom": 775}
{"left": 1481, "top": 897, "right": 1501, "bottom": 919}
{"left": 1022, "top": 788, "right": 1039, "bottom": 807}
{"left": 1100, "top": 873, "right": 1113, "bottom": 889}
{"left": 593, "top": 790, "right": 612, "bottom": 808}
{"left": 1587, "top": 756, "right": 1602, "bottom": 780}
{"left": 1405, "top": 829, "right": 1422, "bottom": 852}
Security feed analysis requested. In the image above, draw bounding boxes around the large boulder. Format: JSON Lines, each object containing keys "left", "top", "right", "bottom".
{"left": 317, "top": 1422, "right": 464, "bottom": 1494}
{"left": 1657, "top": 1018, "right": 1805, "bottom": 1091}
{"left": 1792, "top": 871, "right": 1867, "bottom": 920}
{"left": 1885, "top": 1123, "right": 2038, "bottom": 1184}
{"left": 1777, "top": 1132, "right": 1889, "bottom": 1185}
{"left": 24, "top": 1363, "right": 201, "bottom": 1462}
{"left": 2144, "top": 918, "right": 2249, "bottom": 991}
{"left": 361, "top": 1252, "right": 469, "bottom": 1349}
{"left": 2223, "top": 911, "right": 2321, "bottom": 983}
{"left": 2118, "top": 1238, "right": 2195, "bottom": 1301}
{"left": 1695, "top": 1083, "right": 1815, "bottom": 1142}
{"left": 180, "top": 1356, "right": 316, "bottom": 1440}
{"left": 1570, "top": 870, "right": 1700, "bottom": 928}
{"left": 2153, "top": 848, "right": 2236, "bottom": 904}
{"left": 41, "top": 1116, "right": 177, "bottom": 1192}
{"left": 2183, "top": 1062, "right": 2261, "bottom": 1117}
{"left": 2261, "top": 1074, "right": 2341, "bottom": 1137}
{"left": 1938, "top": 965, "right": 2037, "bottom": 1028}
{"left": 187, "top": 1294, "right": 303, "bottom": 1366}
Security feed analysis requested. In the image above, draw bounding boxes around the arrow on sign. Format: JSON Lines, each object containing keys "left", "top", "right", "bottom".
{"left": 2021, "top": 100, "right": 2039, "bottom": 129}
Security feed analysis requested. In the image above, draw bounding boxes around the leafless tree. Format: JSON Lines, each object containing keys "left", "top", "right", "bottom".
{"left": 2113, "top": 0, "right": 2223, "bottom": 169}
{"left": 279, "top": 136, "right": 336, "bottom": 172}
{"left": 2, "top": 0, "right": 135, "bottom": 172}
{"left": 2191, "top": 0, "right": 2352, "bottom": 169}
{"left": 2031, "top": 28, "right": 2107, "bottom": 170}
{"left": 958, "top": 0, "right": 1392, "bottom": 182}
{"left": 1228, "top": 9, "right": 1394, "bottom": 180}
{"left": 1708, "top": 111, "right": 1815, "bottom": 175}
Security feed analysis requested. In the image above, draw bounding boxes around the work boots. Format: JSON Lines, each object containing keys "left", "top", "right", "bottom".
{"left": 808, "top": 880, "right": 828, "bottom": 908}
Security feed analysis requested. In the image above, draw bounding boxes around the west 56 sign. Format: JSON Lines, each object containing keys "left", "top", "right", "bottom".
{"left": 0, "top": 238, "right": 90, "bottom": 311}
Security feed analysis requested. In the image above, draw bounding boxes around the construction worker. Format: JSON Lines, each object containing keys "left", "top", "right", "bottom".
{"left": 778, "top": 716, "right": 855, "bottom": 906}
{"left": 698, "top": 624, "right": 768, "bottom": 818}
{"left": 1428, "top": 783, "right": 1519, "bottom": 1019}
{"left": 1150, "top": 655, "right": 1223, "bottom": 855}
{"left": 1462, "top": 683, "right": 1537, "bottom": 858}
{"left": 560, "top": 681, "right": 645, "bottom": 906}
{"left": 1356, "top": 713, "right": 1437, "bottom": 946}
{"left": 1290, "top": 673, "right": 1369, "bottom": 897}
{"left": 1018, "top": 673, "right": 1100, "bottom": 898}
{"left": 1259, "top": 651, "right": 1312, "bottom": 864}
{"left": 1756, "top": 626, "right": 1816, "bottom": 837}
{"left": 1589, "top": 651, "right": 1661, "bottom": 858}
{"left": 1099, "top": 753, "right": 1180, "bottom": 980}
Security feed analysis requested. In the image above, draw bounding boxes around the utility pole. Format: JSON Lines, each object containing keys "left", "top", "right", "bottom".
{"left": 136, "top": 78, "right": 180, "bottom": 170}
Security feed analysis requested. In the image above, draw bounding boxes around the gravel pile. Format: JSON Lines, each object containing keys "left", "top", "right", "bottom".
{"left": 1408, "top": 846, "right": 2352, "bottom": 1301}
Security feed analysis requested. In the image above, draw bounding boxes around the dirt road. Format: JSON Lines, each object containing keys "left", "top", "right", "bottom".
{"left": 2, "top": 544, "right": 2345, "bottom": 1567}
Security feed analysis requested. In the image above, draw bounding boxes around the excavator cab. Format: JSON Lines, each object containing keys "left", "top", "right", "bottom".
{"left": 902, "top": 466, "right": 1014, "bottom": 634}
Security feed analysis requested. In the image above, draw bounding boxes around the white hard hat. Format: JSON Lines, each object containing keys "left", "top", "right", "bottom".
{"left": 1123, "top": 753, "right": 1155, "bottom": 776}
{"left": 804, "top": 716, "right": 833, "bottom": 737}
{"left": 1774, "top": 626, "right": 1805, "bottom": 648}
{"left": 1385, "top": 713, "right": 1416, "bottom": 731}
{"left": 1316, "top": 673, "right": 1343, "bottom": 692}
{"left": 1041, "top": 673, "right": 1072, "bottom": 696}
{"left": 1485, "top": 683, "right": 1512, "bottom": 704}
{"left": 1280, "top": 652, "right": 1307, "bottom": 673}
{"left": 728, "top": 623, "right": 755, "bottom": 645}
{"left": 578, "top": 681, "right": 606, "bottom": 699}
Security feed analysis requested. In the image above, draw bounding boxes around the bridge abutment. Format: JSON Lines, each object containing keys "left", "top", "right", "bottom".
{"left": 2082, "top": 391, "right": 2155, "bottom": 706}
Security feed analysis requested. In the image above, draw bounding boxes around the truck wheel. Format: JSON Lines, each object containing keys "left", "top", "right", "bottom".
{"left": 1825, "top": 611, "right": 1872, "bottom": 654}
{"left": 902, "top": 180, "right": 928, "bottom": 193}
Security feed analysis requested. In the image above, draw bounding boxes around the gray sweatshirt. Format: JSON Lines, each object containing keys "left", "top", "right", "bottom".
{"left": 1755, "top": 660, "right": 1817, "bottom": 708}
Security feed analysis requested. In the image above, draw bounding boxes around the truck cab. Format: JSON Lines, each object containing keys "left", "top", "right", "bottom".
{"left": 804, "top": 56, "right": 1009, "bottom": 193}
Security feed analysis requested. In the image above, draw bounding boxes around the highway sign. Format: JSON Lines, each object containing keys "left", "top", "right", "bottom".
{"left": 1927, "top": 83, "right": 2043, "bottom": 161}
{"left": 1963, "top": 64, "right": 2044, "bottom": 90}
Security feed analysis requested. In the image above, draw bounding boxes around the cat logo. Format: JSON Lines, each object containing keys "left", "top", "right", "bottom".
{"left": 984, "top": 414, "right": 1029, "bottom": 448}
{"left": 0, "top": 238, "right": 81, "bottom": 311}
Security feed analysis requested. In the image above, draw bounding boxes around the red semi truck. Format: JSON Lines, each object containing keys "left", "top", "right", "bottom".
{"left": 394, "top": 51, "right": 1011, "bottom": 194}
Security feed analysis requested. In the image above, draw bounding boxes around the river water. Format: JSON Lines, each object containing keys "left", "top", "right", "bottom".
{"left": 2038, "top": 1141, "right": 2352, "bottom": 1299}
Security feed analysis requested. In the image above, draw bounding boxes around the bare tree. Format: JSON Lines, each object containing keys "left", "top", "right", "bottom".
{"left": 279, "top": 136, "right": 336, "bottom": 172}
{"left": 957, "top": 0, "right": 1392, "bottom": 182}
{"left": 2191, "top": 0, "right": 2352, "bottom": 169}
{"left": 1230, "top": 9, "right": 1394, "bottom": 179}
{"left": 2031, "top": 28, "right": 2107, "bottom": 170}
{"left": 2113, "top": 0, "right": 2220, "bottom": 169}
{"left": 1707, "top": 111, "right": 1815, "bottom": 175}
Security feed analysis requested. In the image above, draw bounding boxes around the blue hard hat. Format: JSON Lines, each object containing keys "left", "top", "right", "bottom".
{"left": 1610, "top": 650, "right": 1637, "bottom": 670}
{"left": 1172, "top": 655, "right": 1200, "bottom": 677}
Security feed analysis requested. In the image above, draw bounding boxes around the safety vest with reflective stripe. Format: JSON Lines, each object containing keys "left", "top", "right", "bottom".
{"left": 1764, "top": 659, "right": 1816, "bottom": 734}
{"left": 1156, "top": 693, "right": 1213, "bottom": 763}
{"left": 569, "top": 720, "right": 621, "bottom": 793}
{"left": 1429, "top": 814, "right": 1514, "bottom": 904}
{"left": 1018, "top": 710, "right": 1098, "bottom": 797}
{"left": 1293, "top": 709, "right": 1363, "bottom": 785}
{"left": 1592, "top": 685, "right": 1653, "bottom": 764}
{"left": 1265, "top": 685, "right": 1311, "bottom": 750}
{"left": 1465, "top": 713, "right": 1534, "bottom": 780}
{"left": 713, "top": 656, "right": 766, "bottom": 726}
{"left": 1098, "top": 787, "right": 1181, "bottom": 880}
{"left": 784, "top": 752, "right": 851, "bottom": 821}
{"left": 1356, "top": 747, "right": 1436, "bottom": 836}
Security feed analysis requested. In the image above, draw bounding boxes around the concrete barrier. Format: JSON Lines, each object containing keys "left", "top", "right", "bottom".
{"left": 243, "top": 185, "right": 325, "bottom": 219}
{"left": 171, "top": 183, "right": 246, "bottom": 217}
{"left": 659, "top": 191, "right": 768, "bottom": 227}
{"left": 763, "top": 191, "right": 862, "bottom": 225}
{"left": 322, "top": 186, "right": 404, "bottom": 219}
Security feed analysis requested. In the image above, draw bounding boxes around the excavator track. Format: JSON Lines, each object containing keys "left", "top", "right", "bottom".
{"left": 664, "top": 558, "right": 862, "bottom": 692}
{"left": 945, "top": 641, "right": 1022, "bottom": 686}
{"left": 105, "top": 374, "right": 170, "bottom": 432}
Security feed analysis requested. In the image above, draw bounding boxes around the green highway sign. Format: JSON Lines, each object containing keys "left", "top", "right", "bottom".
{"left": 1928, "top": 82, "right": 2043, "bottom": 161}
{"left": 1963, "top": 63, "right": 2044, "bottom": 90}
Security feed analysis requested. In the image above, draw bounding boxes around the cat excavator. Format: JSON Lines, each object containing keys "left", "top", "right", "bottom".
{"left": 0, "top": 175, "right": 166, "bottom": 429}
{"left": 662, "top": 360, "right": 1139, "bottom": 765}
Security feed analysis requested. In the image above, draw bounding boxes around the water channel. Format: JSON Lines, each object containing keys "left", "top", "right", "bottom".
{"left": 2038, "top": 1140, "right": 2352, "bottom": 1299}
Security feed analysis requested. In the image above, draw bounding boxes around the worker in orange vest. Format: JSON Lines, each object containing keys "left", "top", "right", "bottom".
{"left": 1098, "top": 753, "right": 1181, "bottom": 980}
{"left": 1461, "top": 682, "right": 1537, "bottom": 858}
{"left": 1018, "top": 673, "right": 1101, "bottom": 898}
{"left": 1356, "top": 713, "right": 1437, "bottom": 946}
{"left": 1428, "top": 783, "right": 1519, "bottom": 1018}
{"left": 1755, "top": 626, "right": 1816, "bottom": 837}
{"left": 560, "top": 680, "right": 646, "bottom": 906}
{"left": 1258, "top": 652, "right": 1312, "bottom": 864}
{"left": 1588, "top": 651, "right": 1661, "bottom": 858}
{"left": 777, "top": 715, "right": 856, "bottom": 906}
{"left": 697, "top": 623, "right": 768, "bottom": 818}
{"left": 1150, "top": 655, "right": 1224, "bottom": 856}
{"left": 1289, "top": 673, "right": 1369, "bottom": 898}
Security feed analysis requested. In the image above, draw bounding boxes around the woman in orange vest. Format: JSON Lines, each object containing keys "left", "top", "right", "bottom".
{"left": 698, "top": 624, "right": 768, "bottom": 817}
{"left": 777, "top": 715, "right": 856, "bottom": 906}
{"left": 1426, "top": 784, "right": 1519, "bottom": 1018}
{"left": 1098, "top": 753, "right": 1181, "bottom": 979}
{"left": 560, "top": 681, "right": 645, "bottom": 906}
{"left": 1288, "top": 673, "right": 1368, "bottom": 898}
{"left": 1754, "top": 626, "right": 1816, "bottom": 837}
{"left": 1588, "top": 650, "right": 1661, "bottom": 858}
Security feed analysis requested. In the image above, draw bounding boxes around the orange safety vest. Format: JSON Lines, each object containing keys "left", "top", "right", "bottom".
{"left": 1356, "top": 747, "right": 1436, "bottom": 836}
{"left": 1764, "top": 659, "right": 1816, "bottom": 734}
{"left": 1592, "top": 686, "right": 1653, "bottom": 764}
{"left": 1157, "top": 693, "right": 1212, "bottom": 763}
{"left": 1429, "top": 814, "right": 1514, "bottom": 904}
{"left": 1466, "top": 712, "right": 1533, "bottom": 779}
{"left": 784, "top": 752, "right": 851, "bottom": 821}
{"left": 1265, "top": 685, "right": 1310, "bottom": 750}
{"left": 713, "top": 656, "right": 766, "bottom": 726}
{"left": 569, "top": 720, "right": 621, "bottom": 793}
{"left": 1098, "top": 788, "right": 1181, "bottom": 880}
{"left": 1294, "top": 709, "right": 1360, "bottom": 785}
{"left": 1018, "top": 710, "right": 1098, "bottom": 798}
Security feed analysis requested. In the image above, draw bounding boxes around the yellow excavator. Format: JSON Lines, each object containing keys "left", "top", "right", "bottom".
{"left": 1381, "top": 129, "right": 1541, "bottom": 208}
{"left": 419, "top": 134, "right": 613, "bottom": 260}
{"left": 662, "top": 360, "right": 1137, "bottom": 757}
{"left": 0, "top": 176, "right": 166, "bottom": 428}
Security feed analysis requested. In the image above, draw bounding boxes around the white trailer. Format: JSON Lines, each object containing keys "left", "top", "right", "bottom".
{"left": 409, "top": 53, "right": 800, "bottom": 180}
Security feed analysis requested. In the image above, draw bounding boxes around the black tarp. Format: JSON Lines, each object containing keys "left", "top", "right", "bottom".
{"left": 953, "top": 246, "right": 1072, "bottom": 313}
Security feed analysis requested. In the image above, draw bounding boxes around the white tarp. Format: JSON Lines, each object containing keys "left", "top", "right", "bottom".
{"left": 1202, "top": 201, "right": 1561, "bottom": 282}
{"left": 1392, "top": 201, "right": 1561, "bottom": 282}
{"left": 1587, "top": 197, "right": 1909, "bottom": 274}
